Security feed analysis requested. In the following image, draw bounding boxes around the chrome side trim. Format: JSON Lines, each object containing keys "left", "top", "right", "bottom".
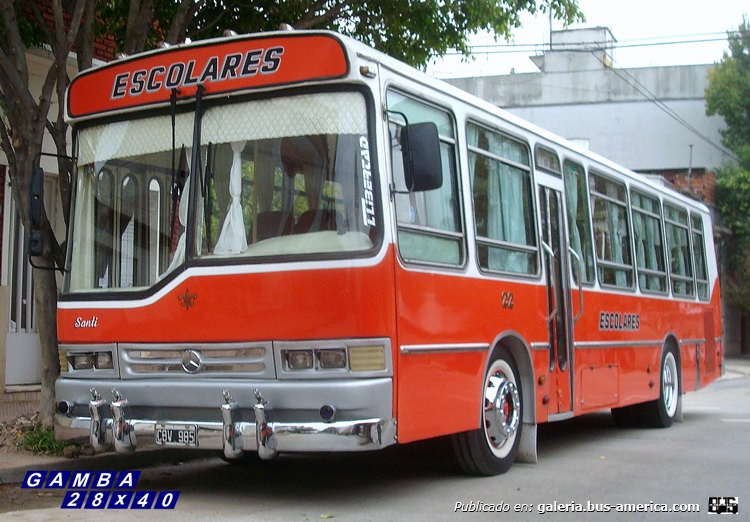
{"left": 574, "top": 340, "right": 663, "bottom": 349}
{"left": 530, "top": 342, "right": 550, "bottom": 351}
{"left": 400, "top": 343, "right": 490, "bottom": 354}
{"left": 680, "top": 339, "right": 706, "bottom": 345}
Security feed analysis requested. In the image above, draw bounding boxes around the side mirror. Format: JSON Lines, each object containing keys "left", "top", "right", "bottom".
{"left": 28, "top": 166, "right": 44, "bottom": 256}
{"left": 400, "top": 122, "right": 443, "bottom": 192}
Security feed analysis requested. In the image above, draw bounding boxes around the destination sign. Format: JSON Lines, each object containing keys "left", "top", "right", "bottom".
{"left": 67, "top": 33, "right": 349, "bottom": 119}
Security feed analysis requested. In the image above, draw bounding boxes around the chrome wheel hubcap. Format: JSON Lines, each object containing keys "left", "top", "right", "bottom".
{"left": 662, "top": 352, "right": 678, "bottom": 417}
{"left": 484, "top": 363, "right": 520, "bottom": 456}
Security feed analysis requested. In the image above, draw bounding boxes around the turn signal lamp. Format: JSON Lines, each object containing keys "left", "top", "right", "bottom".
{"left": 348, "top": 345, "right": 386, "bottom": 372}
{"left": 59, "top": 349, "right": 68, "bottom": 373}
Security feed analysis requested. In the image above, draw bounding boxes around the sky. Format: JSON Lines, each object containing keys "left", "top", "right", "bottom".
{"left": 426, "top": 0, "right": 748, "bottom": 78}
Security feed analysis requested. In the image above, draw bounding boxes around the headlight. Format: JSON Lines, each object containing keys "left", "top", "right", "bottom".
{"left": 95, "top": 352, "right": 114, "bottom": 370}
{"left": 276, "top": 339, "right": 391, "bottom": 378}
{"left": 63, "top": 349, "right": 115, "bottom": 372}
{"left": 317, "top": 349, "right": 347, "bottom": 369}
{"left": 71, "top": 354, "right": 94, "bottom": 370}
{"left": 285, "top": 350, "right": 314, "bottom": 370}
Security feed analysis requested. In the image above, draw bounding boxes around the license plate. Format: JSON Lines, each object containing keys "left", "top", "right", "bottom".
{"left": 154, "top": 423, "right": 198, "bottom": 446}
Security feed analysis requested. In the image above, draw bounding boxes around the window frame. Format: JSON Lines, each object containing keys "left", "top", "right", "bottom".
{"left": 562, "top": 159, "right": 596, "bottom": 287}
{"left": 535, "top": 145, "right": 562, "bottom": 178}
{"left": 588, "top": 170, "right": 635, "bottom": 290}
{"left": 466, "top": 120, "right": 539, "bottom": 278}
{"left": 690, "top": 212, "right": 710, "bottom": 301}
{"left": 630, "top": 188, "right": 669, "bottom": 295}
{"left": 663, "top": 202, "right": 695, "bottom": 298}
{"left": 386, "top": 87, "right": 466, "bottom": 269}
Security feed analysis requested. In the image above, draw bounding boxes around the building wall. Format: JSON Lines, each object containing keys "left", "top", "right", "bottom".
{"left": 447, "top": 65, "right": 732, "bottom": 172}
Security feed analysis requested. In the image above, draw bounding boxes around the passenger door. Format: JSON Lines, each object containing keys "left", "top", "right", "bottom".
{"left": 539, "top": 182, "right": 576, "bottom": 416}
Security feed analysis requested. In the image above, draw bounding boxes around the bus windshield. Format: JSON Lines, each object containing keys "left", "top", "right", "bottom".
{"left": 66, "top": 90, "right": 377, "bottom": 294}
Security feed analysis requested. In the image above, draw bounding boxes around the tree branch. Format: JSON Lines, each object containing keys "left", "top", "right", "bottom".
{"left": 123, "top": 0, "right": 154, "bottom": 55}
{"left": 0, "top": 0, "right": 30, "bottom": 85}
{"left": 297, "top": 0, "right": 354, "bottom": 29}
{"left": 166, "top": 0, "right": 204, "bottom": 44}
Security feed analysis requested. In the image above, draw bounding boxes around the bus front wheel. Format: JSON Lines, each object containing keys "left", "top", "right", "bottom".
{"left": 451, "top": 348, "right": 522, "bottom": 475}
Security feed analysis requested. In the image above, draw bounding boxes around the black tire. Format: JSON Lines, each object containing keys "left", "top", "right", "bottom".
{"left": 451, "top": 347, "right": 522, "bottom": 476}
{"left": 610, "top": 404, "right": 640, "bottom": 428}
{"left": 637, "top": 344, "right": 680, "bottom": 428}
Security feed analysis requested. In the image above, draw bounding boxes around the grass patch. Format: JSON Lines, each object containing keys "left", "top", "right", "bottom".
{"left": 18, "top": 425, "right": 75, "bottom": 456}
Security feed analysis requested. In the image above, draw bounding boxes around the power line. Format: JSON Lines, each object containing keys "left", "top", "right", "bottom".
{"left": 592, "top": 52, "right": 737, "bottom": 162}
{"left": 444, "top": 34, "right": 729, "bottom": 56}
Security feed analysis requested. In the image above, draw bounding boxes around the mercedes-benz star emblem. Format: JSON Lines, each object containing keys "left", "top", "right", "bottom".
{"left": 181, "top": 349, "right": 203, "bottom": 374}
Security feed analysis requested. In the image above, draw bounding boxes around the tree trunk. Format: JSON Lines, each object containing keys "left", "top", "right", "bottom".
{"left": 34, "top": 262, "right": 60, "bottom": 428}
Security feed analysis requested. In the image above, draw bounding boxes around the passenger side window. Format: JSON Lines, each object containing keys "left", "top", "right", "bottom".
{"left": 589, "top": 173, "right": 633, "bottom": 288}
{"left": 562, "top": 161, "right": 595, "bottom": 284}
{"left": 665, "top": 205, "right": 694, "bottom": 297}
{"left": 387, "top": 90, "right": 463, "bottom": 266}
{"left": 631, "top": 191, "right": 667, "bottom": 293}
{"left": 468, "top": 123, "right": 537, "bottom": 275}
{"left": 691, "top": 214, "right": 709, "bottom": 300}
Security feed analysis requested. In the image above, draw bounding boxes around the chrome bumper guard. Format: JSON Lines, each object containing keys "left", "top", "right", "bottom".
{"left": 56, "top": 387, "right": 397, "bottom": 458}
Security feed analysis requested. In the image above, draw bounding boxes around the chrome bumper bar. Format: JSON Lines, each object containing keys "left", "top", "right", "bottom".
{"left": 56, "top": 387, "right": 397, "bottom": 459}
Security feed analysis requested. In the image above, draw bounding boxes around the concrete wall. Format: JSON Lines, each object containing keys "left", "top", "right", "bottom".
{"left": 447, "top": 64, "right": 732, "bottom": 173}
{"left": 508, "top": 100, "right": 729, "bottom": 171}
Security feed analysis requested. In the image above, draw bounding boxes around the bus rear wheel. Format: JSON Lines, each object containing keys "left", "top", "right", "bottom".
{"left": 639, "top": 344, "right": 680, "bottom": 428}
{"left": 611, "top": 344, "right": 680, "bottom": 428}
{"left": 451, "top": 348, "right": 522, "bottom": 475}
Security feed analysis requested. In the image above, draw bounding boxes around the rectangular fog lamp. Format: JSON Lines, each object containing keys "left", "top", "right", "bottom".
{"left": 348, "top": 345, "right": 386, "bottom": 372}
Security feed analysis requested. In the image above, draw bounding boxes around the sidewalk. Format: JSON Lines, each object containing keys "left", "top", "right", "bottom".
{"left": 1, "top": 357, "right": 748, "bottom": 485}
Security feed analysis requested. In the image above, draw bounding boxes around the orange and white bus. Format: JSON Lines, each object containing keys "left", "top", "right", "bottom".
{"left": 49, "top": 29, "right": 722, "bottom": 475}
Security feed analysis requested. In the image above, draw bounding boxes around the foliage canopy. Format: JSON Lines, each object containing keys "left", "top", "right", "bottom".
{"left": 98, "top": 0, "right": 584, "bottom": 67}
{"left": 705, "top": 15, "right": 750, "bottom": 312}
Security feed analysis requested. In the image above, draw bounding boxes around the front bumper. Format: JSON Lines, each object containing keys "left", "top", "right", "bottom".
{"left": 55, "top": 378, "right": 396, "bottom": 459}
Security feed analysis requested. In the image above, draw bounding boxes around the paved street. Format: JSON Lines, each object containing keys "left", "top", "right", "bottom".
{"left": 1, "top": 363, "right": 748, "bottom": 521}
